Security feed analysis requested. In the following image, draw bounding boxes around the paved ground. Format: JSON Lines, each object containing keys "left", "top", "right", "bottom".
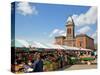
{"left": 64, "top": 64, "right": 97, "bottom": 70}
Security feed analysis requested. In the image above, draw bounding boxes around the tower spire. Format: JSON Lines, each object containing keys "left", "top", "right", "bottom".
{"left": 66, "top": 16, "right": 74, "bottom": 25}
{"left": 66, "top": 16, "right": 75, "bottom": 39}
{"left": 71, "top": 16, "right": 74, "bottom": 25}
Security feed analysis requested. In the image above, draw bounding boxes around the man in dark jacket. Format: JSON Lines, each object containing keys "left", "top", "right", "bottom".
{"left": 33, "top": 53, "right": 43, "bottom": 72}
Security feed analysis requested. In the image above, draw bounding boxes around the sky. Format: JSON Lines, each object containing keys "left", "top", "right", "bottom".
{"left": 13, "top": 2, "right": 97, "bottom": 44}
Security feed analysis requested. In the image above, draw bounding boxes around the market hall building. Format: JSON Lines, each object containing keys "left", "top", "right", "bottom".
{"left": 55, "top": 17, "right": 95, "bottom": 50}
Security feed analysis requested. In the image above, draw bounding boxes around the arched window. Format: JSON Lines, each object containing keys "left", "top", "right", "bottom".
{"left": 67, "top": 28, "right": 71, "bottom": 34}
{"left": 67, "top": 28, "right": 69, "bottom": 34}
{"left": 69, "top": 28, "right": 71, "bottom": 34}
{"left": 80, "top": 41, "right": 82, "bottom": 47}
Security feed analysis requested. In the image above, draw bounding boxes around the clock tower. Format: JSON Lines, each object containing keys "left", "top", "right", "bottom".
{"left": 64, "top": 17, "right": 75, "bottom": 46}
{"left": 66, "top": 17, "right": 75, "bottom": 40}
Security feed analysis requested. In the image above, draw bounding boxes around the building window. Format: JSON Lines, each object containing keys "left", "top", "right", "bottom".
{"left": 80, "top": 41, "right": 82, "bottom": 47}
{"left": 67, "top": 29, "right": 69, "bottom": 34}
{"left": 67, "top": 28, "right": 71, "bottom": 34}
{"left": 69, "top": 28, "right": 71, "bottom": 34}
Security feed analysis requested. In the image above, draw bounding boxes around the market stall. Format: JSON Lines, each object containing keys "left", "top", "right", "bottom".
{"left": 12, "top": 39, "right": 95, "bottom": 73}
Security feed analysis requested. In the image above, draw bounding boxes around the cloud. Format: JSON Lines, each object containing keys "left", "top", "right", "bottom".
{"left": 91, "top": 30, "right": 97, "bottom": 43}
{"left": 92, "top": 31, "right": 97, "bottom": 38}
{"left": 58, "top": 30, "right": 65, "bottom": 34}
{"left": 67, "top": 6, "right": 97, "bottom": 26}
{"left": 60, "top": 32, "right": 66, "bottom": 36}
{"left": 49, "top": 29, "right": 59, "bottom": 37}
{"left": 77, "top": 26, "right": 91, "bottom": 34}
{"left": 49, "top": 29, "right": 65, "bottom": 37}
{"left": 17, "top": 2, "right": 38, "bottom": 16}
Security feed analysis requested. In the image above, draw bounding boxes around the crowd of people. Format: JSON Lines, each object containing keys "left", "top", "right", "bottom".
{"left": 11, "top": 49, "right": 96, "bottom": 73}
{"left": 12, "top": 50, "right": 70, "bottom": 73}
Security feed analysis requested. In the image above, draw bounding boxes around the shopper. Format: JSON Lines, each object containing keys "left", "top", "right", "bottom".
{"left": 33, "top": 53, "right": 43, "bottom": 72}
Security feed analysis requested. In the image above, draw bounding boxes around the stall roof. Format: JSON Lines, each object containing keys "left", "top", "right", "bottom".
{"left": 12, "top": 39, "right": 30, "bottom": 48}
{"left": 13, "top": 39, "right": 93, "bottom": 51}
{"left": 31, "top": 41, "right": 49, "bottom": 49}
{"left": 79, "top": 48, "right": 92, "bottom": 51}
{"left": 45, "top": 44, "right": 65, "bottom": 49}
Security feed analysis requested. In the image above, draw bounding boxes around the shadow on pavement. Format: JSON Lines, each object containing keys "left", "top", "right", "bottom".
{"left": 57, "top": 65, "right": 73, "bottom": 71}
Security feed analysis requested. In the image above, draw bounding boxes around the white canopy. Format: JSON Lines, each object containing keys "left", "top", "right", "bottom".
{"left": 13, "top": 39, "right": 93, "bottom": 51}
{"left": 79, "top": 48, "right": 92, "bottom": 51}
{"left": 31, "top": 41, "right": 49, "bottom": 49}
{"left": 12, "top": 39, "right": 30, "bottom": 48}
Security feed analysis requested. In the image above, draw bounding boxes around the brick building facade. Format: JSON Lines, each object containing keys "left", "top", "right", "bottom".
{"left": 55, "top": 17, "right": 95, "bottom": 50}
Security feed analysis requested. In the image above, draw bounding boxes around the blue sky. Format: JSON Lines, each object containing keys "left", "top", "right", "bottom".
{"left": 13, "top": 2, "right": 97, "bottom": 43}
